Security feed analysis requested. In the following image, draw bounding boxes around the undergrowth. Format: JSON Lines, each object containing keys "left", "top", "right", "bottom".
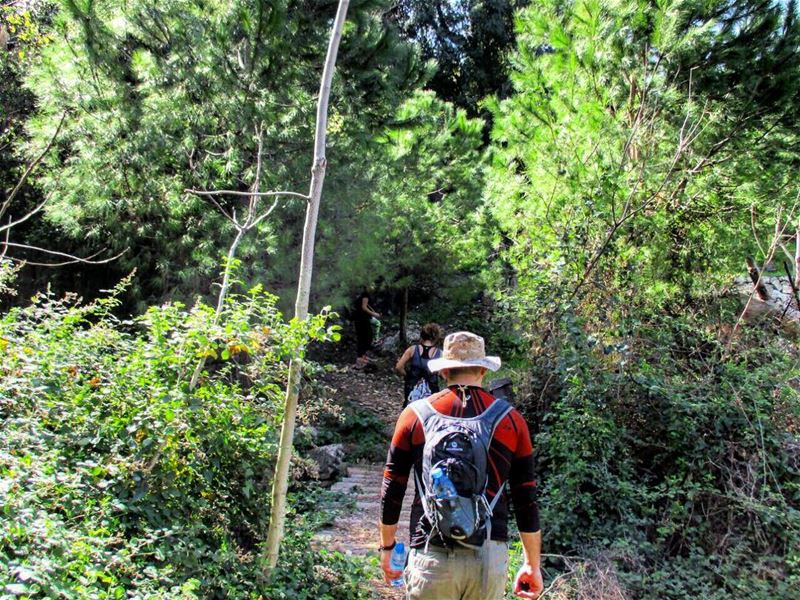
{"left": 0, "top": 278, "right": 368, "bottom": 599}
{"left": 517, "top": 307, "right": 800, "bottom": 599}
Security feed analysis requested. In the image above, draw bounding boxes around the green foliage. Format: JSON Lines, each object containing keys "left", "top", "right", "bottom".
{"left": 1, "top": 3, "right": 54, "bottom": 60}
{"left": 6, "top": 0, "right": 800, "bottom": 596}
{"left": 0, "top": 276, "right": 364, "bottom": 598}
{"left": 488, "top": 0, "right": 800, "bottom": 311}
{"left": 484, "top": 2, "right": 800, "bottom": 594}
{"left": 261, "top": 483, "right": 372, "bottom": 600}
{"left": 0, "top": 2, "right": 61, "bottom": 285}
{"left": 522, "top": 307, "right": 800, "bottom": 598}
{"left": 373, "top": 90, "right": 488, "bottom": 291}
{"left": 0, "top": 260, "right": 21, "bottom": 296}
{"left": 22, "top": 0, "right": 424, "bottom": 310}
{"left": 315, "top": 88, "right": 491, "bottom": 315}
{"left": 309, "top": 401, "right": 388, "bottom": 463}
{"left": 264, "top": 486, "right": 372, "bottom": 600}
{"left": 388, "top": 0, "right": 527, "bottom": 113}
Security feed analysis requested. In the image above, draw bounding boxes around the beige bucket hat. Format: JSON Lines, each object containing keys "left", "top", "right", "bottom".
{"left": 427, "top": 331, "right": 501, "bottom": 373}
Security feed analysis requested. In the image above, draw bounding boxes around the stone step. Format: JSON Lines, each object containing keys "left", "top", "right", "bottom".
{"left": 331, "top": 477, "right": 383, "bottom": 488}
{"left": 332, "top": 478, "right": 383, "bottom": 487}
{"left": 347, "top": 466, "right": 384, "bottom": 474}
{"left": 332, "top": 485, "right": 381, "bottom": 493}
{"left": 314, "top": 462, "right": 417, "bottom": 555}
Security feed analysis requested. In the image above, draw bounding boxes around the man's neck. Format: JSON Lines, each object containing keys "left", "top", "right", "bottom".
{"left": 446, "top": 376, "right": 484, "bottom": 388}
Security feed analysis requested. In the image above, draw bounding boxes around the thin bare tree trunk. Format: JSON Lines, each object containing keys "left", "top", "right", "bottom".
{"left": 188, "top": 226, "right": 245, "bottom": 389}
{"left": 189, "top": 130, "right": 266, "bottom": 390}
{"left": 795, "top": 223, "right": 800, "bottom": 290}
{"left": 782, "top": 260, "right": 800, "bottom": 313}
{"left": 263, "top": 0, "right": 350, "bottom": 572}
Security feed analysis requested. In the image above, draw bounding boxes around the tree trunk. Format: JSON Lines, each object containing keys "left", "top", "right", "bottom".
{"left": 262, "top": 0, "right": 350, "bottom": 572}
{"left": 746, "top": 256, "right": 770, "bottom": 301}
{"left": 189, "top": 131, "right": 265, "bottom": 391}
{"left": 795, "top": 223, "right": 800, "bottom": 290}
{"left": 399, "top": 286, "right": 409, "bottom": 346}
{"left": 189, "top": 227, "right": 244, "bottom": 390}
{"left": 782, "top": 260, "right": 800, "bottom": 313}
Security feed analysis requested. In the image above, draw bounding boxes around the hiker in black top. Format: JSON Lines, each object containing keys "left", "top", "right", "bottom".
{"left": 395, "top": 323, "right": 443, "bottom": 406}
{"left": 354, "top": 290, "right": 380, "bottom": 369}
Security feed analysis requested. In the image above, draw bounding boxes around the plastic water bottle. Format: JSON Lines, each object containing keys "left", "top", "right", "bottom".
{"left": 370, "top": 316, "right": 382, "bottom": 338}
{"left": 389, "top": 542, "right": 407, "bottom": 587}
{"left": 430, "top": 467, "right": 458, "bottom": 500}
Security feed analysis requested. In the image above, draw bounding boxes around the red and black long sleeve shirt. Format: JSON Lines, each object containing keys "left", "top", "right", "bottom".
{"left": 380, "top": 385, "right": 540, "bottom": 548}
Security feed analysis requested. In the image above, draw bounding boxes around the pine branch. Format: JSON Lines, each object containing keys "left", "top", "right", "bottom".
{"left": 184, "top": 189, "right": 309, "bottom": 201}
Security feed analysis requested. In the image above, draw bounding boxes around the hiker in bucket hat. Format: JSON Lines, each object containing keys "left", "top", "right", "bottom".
{"left": 379, "top": 332, "right": 543, "bottom": 599}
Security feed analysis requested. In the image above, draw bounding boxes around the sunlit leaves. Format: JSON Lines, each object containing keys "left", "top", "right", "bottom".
{"left": 490, "top": 0, "right": 800, "bottom": 318}
{"left": 23, "top": 0, "right": 423, "bottom": 309}
{"left": 0, "top": 273, "right": 342, "bottom": 596}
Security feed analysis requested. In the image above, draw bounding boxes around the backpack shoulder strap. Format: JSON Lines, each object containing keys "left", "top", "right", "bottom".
{"left": 409, "top": 398, "right": 443, "bottom": 529}
{"left": 410, "top": 345, "right": 422, "bottom": 369}
{"left": 409, "top": 398, "right": 438, "bottom": 429}
{"left": 480, "top": 397, "right": 514, "bottom": 512}
{"left": 480, "top": 397, "right": 513, "bottom": 436}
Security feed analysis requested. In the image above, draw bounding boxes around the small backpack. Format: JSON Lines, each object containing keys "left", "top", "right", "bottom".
{"left": 406, "top": 345, "right": 438, "bottom": 404}
{"left": 410, "top": 394, "right": 513, "bottom": 548}
{"left": 407, "top": 378, "right": 432, "bottom": 403}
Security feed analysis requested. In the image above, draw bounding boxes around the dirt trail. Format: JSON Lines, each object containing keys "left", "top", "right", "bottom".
{"left": 312, "top": 352, "right": 413, "bottom": 599}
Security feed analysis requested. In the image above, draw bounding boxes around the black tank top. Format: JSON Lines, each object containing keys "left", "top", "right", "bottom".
{"left": 406, "top": 344, "right": 439, "bottom": 387}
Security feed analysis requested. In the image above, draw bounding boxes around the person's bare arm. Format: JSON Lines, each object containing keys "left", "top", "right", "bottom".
{"left": 395, "top": 346, "right": 413, "bottom": 375}
{"left": 361, "top": 297, "right": 380, "bottom": 318}
{"left": 508, "top": 412, "right": 543, "bottom": 598}
{"left": 513, "top": 530, "right": 543, "bottom": 598}
{"left": 379, "top": 522, "right": 399, "bottom": 549}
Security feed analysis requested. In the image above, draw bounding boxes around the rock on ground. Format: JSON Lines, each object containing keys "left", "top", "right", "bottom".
{"left": 309, "top": 443, "right": 348, "bottom": 481}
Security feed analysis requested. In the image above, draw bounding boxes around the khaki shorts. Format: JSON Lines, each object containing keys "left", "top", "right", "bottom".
{"left": 404, "top": 541, "right": 509, "bottom": 600}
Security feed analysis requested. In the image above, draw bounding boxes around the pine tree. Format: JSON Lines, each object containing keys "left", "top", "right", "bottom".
{"left": 23, "top": 0, "right": 424, "bottom": 309}
{"left": 388, "top": 0, "right": 528, "bottom": 114}
{"left": 488, "top": 0, "right": 800, "bottom": 315}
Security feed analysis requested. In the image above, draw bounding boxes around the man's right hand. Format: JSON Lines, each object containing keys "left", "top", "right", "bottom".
{"left": 513, "top": 562, "right": 543, "bottom": 598}
{"left": 380, "top": 549, "right": 402, "bottom": 584}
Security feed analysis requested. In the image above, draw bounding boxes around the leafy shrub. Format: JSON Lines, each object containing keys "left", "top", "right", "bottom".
{"left": 0, "top": 278, "right": 366, "bottom": 598}
{"left": 0, "top": 259, "right": 21, "bottom": 297}
{"left": 521, "top": 309, "right": 800, "bottom": 598}
{"left": 260, "top": 482, "right": 371, "bottom": 600}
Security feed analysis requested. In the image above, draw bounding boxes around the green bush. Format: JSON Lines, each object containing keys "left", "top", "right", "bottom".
{"left": 524, "top": 310, "right": 800, "bottom": 598}
{"left": 0, "top": 278, "right": 366, "bottom": 598}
